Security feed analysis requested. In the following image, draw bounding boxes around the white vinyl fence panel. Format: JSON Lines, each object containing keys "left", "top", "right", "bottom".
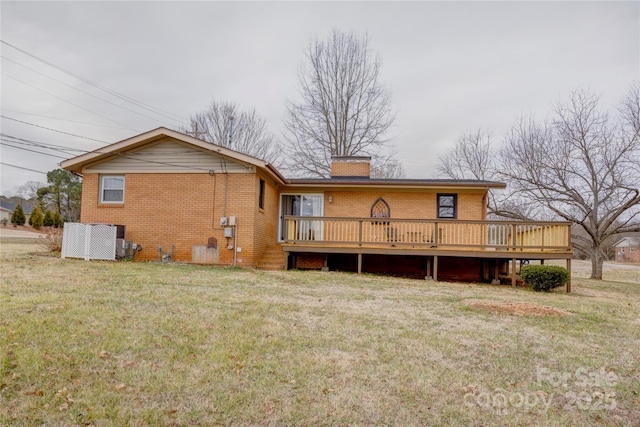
{"left": 62, "top": 223, "right": 117, "bottom": 261}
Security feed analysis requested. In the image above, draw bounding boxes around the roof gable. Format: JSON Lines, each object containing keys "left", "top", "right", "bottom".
{"left": 82, "top": 138, "right": 253, "bottom": 174}
{"left": 615, "top": 237, "right": 640, "bottom": 247}
{"left": 61, "top": 127, "right": 286, "bottom": 183}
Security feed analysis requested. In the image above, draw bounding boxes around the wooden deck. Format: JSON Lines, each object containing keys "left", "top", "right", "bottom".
{"left": 282, "top": 216, "right": 573, "bottom": 291}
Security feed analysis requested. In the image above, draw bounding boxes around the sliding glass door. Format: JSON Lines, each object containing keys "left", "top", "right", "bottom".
{"left": 280, "top": 194, "right": 323, "bottom": 241}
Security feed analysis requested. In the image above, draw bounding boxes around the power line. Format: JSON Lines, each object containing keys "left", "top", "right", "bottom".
{"left": 2, "top": 55, "right": 184, "bottom": 126}
{"left": 1, "top": 141, "right": 68, "bottom": 159}
{"left": 3, "top": 133, "right": 215, "bottom": 159}
{"left": 0, "top": 161, "right": 47, "bottom": 174}
{"left": 1, "top": 133, "right": 87, "bottom": 154}
{"left": 1, "top": 72, "right": 139, "bottom": 131}
{"left": 1, "top": 40, "right": 189, "bottom": 123}
{"left": 0, "top": 108, "right": 130, "bottom": 130}
{"left": 0, "top": 132, "right": 218, "bottom": 173}
{"left": 1, "top": 116, "right": 110, "bottom": 144}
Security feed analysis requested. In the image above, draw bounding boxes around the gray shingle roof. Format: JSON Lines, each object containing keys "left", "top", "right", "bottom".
{"left": 0, "top": 202, "right": 33, "bottom": 215}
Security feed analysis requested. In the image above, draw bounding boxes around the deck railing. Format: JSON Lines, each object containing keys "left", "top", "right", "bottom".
{"left": 283, "top": 216, "right": 572, "bottom": 253}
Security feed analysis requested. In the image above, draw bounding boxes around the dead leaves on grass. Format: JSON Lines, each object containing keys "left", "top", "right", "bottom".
{"left": 24, "top": 388, "right": 44, "bottom": 396}
{"left": 123, "top": 360, "right": 138, "bottom": 368}
{"left": 461, "top": 384, "right": 478, "bottom": 394}
{"left": 56, "top": 386, "right": 75, "bottom": 411}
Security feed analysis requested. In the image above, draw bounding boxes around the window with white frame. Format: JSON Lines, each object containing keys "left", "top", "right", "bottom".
{"left": 100, "top": 175, "right": 125, "bottom": 203}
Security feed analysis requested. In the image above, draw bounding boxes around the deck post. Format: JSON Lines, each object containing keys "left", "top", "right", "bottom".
{"left": 566, "top": 258, "right": 571, "bottom": 293}
{"left": 511, "top": 258, "right": 517, "bottom": 288}
{"left": 357, "top": 253, "right": 362, "bottom": 274}
{"left": 358, "top": 220, "right": 363, "bottom": 246}
{"left": 434, "top": 222, "right": 439, "bottom": 245}
{"left": 433, "top": 255, "right": 438, "bottom": 282}
{"left": 283, "top": 251, "right": 289, "bottom": 270}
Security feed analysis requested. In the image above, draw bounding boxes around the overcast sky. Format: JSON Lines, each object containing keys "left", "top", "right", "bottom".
{"left": 1, "top": 1, "right": 638, "bottom": 195}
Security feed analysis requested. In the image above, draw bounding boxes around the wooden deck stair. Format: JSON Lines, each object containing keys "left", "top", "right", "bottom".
{"left": 257, "top": 244, "right": 286, "bottom": 271}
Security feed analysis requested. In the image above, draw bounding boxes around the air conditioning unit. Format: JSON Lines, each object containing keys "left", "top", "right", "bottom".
{"left": 116, "top": 239, "right": 133, "bottom": 259}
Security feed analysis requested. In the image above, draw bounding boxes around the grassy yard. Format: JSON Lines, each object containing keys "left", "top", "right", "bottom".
{"left": 1, "top": 238, "right": 639, "bottom": 426}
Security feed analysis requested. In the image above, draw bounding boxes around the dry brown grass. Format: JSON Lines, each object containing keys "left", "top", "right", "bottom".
{"left": 466, "top": 299, "right": 571, "bottom": 316}
{"left": 1, "top": 238, "right": 639, "bottom": 426}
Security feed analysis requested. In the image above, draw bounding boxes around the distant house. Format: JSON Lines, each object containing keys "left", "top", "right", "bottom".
{"left": 614, "top": 237, "right": 640, "bottom": 263}
{"left": 61, "top": 127, "right": 574, "bottom": 288}
{"left": 0, "top": 202, "right": 33, "bottom": 225}
{"left": 0, "top": 206, "right": 11, "bottom": 222}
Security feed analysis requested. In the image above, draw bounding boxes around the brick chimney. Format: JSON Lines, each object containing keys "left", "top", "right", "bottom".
{"left": 330, "top": 156, "right": 371, "bottom": 178}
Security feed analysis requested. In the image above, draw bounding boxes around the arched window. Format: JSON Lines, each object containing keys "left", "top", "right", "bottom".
{"left": 370, "top": 197, "right": 390, "bottom": 219}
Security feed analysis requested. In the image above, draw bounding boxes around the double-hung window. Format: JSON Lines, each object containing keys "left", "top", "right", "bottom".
{"left": 100, "top": 175, "right": 125, "bottom": 204}
{"left": 437, "top": 194, "right": 457, "bottom": 219}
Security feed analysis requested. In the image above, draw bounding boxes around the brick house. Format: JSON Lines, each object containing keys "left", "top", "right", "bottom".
{"left": 614, "top": 237, "right": 640, "bottom": 263}
{"left": 61, "top": 127, "right": 573, "bottom": 287}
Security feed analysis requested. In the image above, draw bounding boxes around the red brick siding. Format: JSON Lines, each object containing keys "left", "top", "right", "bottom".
{"left": 324, "top": 190, "right": 486, "bottom": 220}
{"left": 331, "top": 161, "right": 371, "bottom": 177}
{"left": 81, "top": 173, "right": 261, "bottom": 265}
{"left": 294, "top": 253, "right": 326, "bottom": 269}
{"left": 80, "top": 172, "right": 489, "bottom": 267}
{"left": 252, "top": 173, "right": 280, "bottom": 265}
{"left": 614, "top": 245, "right": 640, "bottom": 263}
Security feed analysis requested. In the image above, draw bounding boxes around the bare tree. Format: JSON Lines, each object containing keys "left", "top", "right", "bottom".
{"left": 283, "top": 29, "right": 402, "bottom": 178}
{"left": 183, "top": 100, "right": 281, "bottom": 165}
{"left": 499, "top": 87, "right": 640, "bottom": 279}
{"left": 438, "top": 130, "right": 495, "bottom": 181}
{"left": 14, "top": 181, "right": 46, "bottom": 200}
{"left": 371, "top": 148, "right": 405, "bottom": 179}
{"left": 436, "top": 130, "right": 533, "bottom": 219}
